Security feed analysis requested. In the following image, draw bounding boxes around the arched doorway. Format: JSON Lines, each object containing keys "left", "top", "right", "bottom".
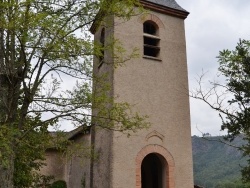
{"left": 135, "top": 145, "right": 175, "bottom": 188}
{"left": 141, "top": 153, "right": 166, "bottom": 188}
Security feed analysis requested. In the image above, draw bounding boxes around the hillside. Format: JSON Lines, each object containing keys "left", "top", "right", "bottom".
{"left": 192, "top": 135, "right": 249, "bottom": 188}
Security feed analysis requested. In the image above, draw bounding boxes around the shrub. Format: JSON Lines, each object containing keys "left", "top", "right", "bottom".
{"left": 50, "top": 180, "right": 67, "bottom": 188}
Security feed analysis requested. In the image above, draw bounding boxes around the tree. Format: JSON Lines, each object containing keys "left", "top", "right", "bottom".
{"left": 13, "top": 117, "right": 52, "bottom": 187}
{"left": 191, "top": 39, "right": 250, "bottom": 183}
{"left": 0, "top": 0, "right": 149, "bottom": 187}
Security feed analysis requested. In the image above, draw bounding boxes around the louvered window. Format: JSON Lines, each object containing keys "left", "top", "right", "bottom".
{"left": 143, "top": 21, "right": 160, "bottom": 58}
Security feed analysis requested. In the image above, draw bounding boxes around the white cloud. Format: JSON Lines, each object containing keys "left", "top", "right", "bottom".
{"left": 177, "top": 0, "right": 250, "bottom": 135}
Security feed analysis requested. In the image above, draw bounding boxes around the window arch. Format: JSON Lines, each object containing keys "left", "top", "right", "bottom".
{"left": 143, "top": 21, "right": 160, "bottom": 58}
{"left": 143, "top": 21, "right": 158, "bottom": 35}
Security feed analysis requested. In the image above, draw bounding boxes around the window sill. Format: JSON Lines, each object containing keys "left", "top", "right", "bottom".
{"left": 143, "top": 56, "right": 162, "bottom": 61}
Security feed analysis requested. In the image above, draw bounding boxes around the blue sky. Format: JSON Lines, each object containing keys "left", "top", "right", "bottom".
{"left": 177, "top": 0, "right": 250, "bottom": 136}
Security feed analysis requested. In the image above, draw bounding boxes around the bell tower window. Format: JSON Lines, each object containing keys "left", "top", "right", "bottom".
{"left": 143, "top": 21, "right": 160, "bottom": 58}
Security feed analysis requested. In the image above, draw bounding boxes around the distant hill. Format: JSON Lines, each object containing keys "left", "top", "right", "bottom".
{"left": 192, "top": 135, "right": 249, "bottom": 188}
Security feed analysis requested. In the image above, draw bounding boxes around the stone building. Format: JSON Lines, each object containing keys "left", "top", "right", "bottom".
{"left": 41, "top": 0, "right": 194, "bottom": 187}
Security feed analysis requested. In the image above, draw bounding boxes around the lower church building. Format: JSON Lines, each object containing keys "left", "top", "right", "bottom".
{"left": 41, "top": 0, "right": 194, "bottom": 187}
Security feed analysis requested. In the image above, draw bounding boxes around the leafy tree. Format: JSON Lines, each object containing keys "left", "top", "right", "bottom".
{"left": 0, "top": 0, "right": 148, "bottom": 187}
{"left": 13, "top": 117, "right": 51, "bottom": 187}
{"left": 191, "top": 39, "right": 250, "bottom": 182}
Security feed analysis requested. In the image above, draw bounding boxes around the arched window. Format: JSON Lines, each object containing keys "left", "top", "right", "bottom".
{"left": 98, "top": 28, "right": 105, "bottom": 68}
{"left": 141, "top": 153, "right": 166, "bottom": 188}
{"left": 143, "top": 21, "right": 160, "bottom": 58}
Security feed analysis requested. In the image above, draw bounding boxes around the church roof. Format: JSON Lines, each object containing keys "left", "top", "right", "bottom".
{"left": 90, "top": 0, "right": 188, "bottom": 34}
{"left": 144, "top": 0, "right": 188, "bottom": 12}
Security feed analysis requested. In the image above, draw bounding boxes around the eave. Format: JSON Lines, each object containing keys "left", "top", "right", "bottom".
{"left": 140, "top": 0, "right": 189, "bottom": 19}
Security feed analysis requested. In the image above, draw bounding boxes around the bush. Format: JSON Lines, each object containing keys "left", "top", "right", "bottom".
{"left": 50, "top": 180, "right": 67, "bottom": 188}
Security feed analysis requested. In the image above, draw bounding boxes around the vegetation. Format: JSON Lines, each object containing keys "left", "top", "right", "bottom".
{"left": 191, "top": 39, "right": 250, "bottom": 182}
{"left": 13, "top": 118, "right": 52, "bottom": 187}
{"left": 215, "top": 180, "right": 250, "bottom": 188}
{"left": 192, "top": 135, "right": 250, "bottom": 188}
{"left": 50, "top": 180, "right": 67, "bottom": 188}
{"left": 0, "top": 0, "right": 148, "bottom": 187}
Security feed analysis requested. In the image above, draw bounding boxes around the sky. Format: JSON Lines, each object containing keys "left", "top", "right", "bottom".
{"left": 176, "top": 0, "right": 250, "bottom": 136}
{"left": 55, "top": 0, "right": 250, "bottom": 135}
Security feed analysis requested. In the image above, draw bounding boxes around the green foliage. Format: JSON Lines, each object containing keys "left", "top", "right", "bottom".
{"left": 192, "top": 39, "right": 250, "bottom": 183}
{"left": 192, "top": 136, "right": 248, "bottom": 187}
{"left": 32, "top": 175, "right": 54, "bottom": 188}
{"left": 215, "top": 180, "right": 250, "bottom": 188}
{"left": 50, "top": 180, "right": 67, "bottom": 188}
{"left": 81, "top": 176, "right": 86, "bottom": 188}
{"left": 0, "top": 125, "right": 16, "bottom": 168}
{"left": 0, "top": 0, "right": 148, "bottom": 186}
{"left": 13, "top": 117, "right": 51, "bottom": 187}
{"left": 218, "top": 40, "right": 250, "bottom": 139}
{"left": 217, "top": 40, "right": 250, "bottom": 182}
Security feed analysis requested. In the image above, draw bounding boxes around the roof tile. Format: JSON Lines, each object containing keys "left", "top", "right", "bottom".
{"left": 144, "top": 0, "right": 188, "bottom": 12}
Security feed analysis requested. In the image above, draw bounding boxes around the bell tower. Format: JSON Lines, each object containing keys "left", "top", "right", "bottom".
{"left": 90, "top": 0, "right": 193, "bottom": 187}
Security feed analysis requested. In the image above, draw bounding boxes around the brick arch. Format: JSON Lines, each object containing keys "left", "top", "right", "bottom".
{"left": 135, "top": 144, "right": 175, "bottom": 188}
{"left": 138, "top": 13, "right": 165, "bottom": 29}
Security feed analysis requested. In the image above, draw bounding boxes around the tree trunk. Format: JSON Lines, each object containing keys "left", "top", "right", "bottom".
{"left": 0, "top": 154, "right": 14, "bottom": 188}
{"left": 0, "top": 30, "right": 15, "bottom": 187}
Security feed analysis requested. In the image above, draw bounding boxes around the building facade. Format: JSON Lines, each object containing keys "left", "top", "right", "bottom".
{"left": 42, "top": 1, "right": 194, "bottom": 187}
{"left": 90, "top": 0, "right": 193, "bottom": 188}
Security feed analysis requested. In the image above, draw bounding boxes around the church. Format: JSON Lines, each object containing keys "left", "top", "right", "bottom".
{"left": 41, "top": 0, "right": 194, "bottom": 187}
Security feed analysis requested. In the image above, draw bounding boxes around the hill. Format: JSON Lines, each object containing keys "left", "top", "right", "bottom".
{"left": 192, "top": 135, "right": 249, "bottom": 188}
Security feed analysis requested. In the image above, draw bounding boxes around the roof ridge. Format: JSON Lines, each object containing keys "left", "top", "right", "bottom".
{"left": 143, "top": 0, "right": 188, "bottom": 12}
